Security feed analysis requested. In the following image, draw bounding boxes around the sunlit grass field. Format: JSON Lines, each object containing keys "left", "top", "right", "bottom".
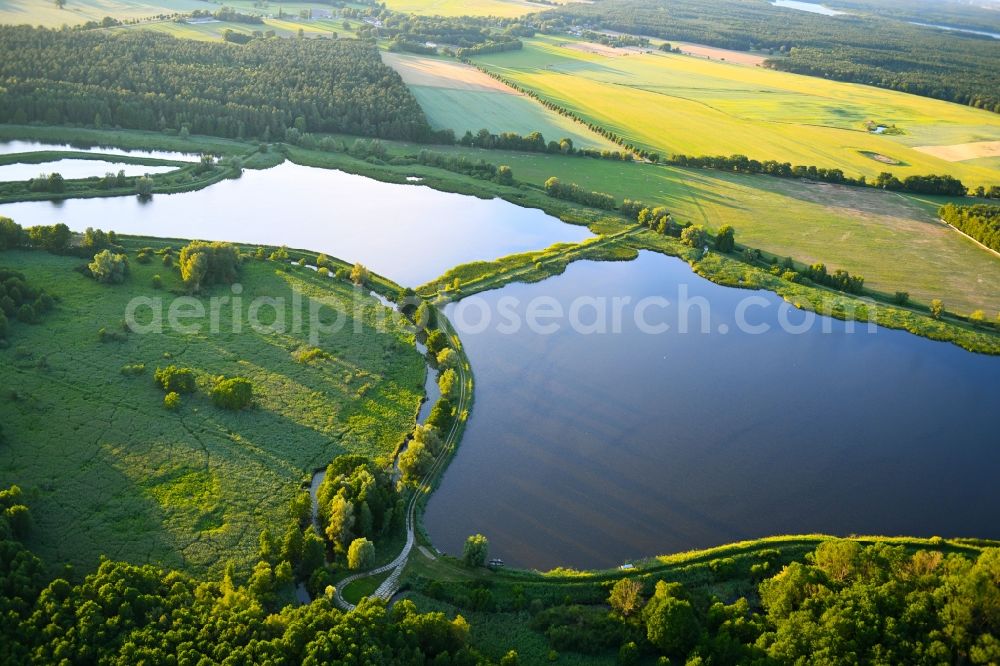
{"left": 0, "top": 0, "right": 203, "bottom": 26}
{"left": 0, "top": 246, "right": 424, "bottom": 575}
{"left": 473, "top": 35, "right": 1000, "bottom": 188}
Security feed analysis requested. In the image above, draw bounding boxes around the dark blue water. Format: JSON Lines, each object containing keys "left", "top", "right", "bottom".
{"left": 425, "top": 251, "right": 1000, "bottom": 569}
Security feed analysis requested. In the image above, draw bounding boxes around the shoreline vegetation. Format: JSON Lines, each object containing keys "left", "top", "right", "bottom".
{"left": 2, "top": 123, "right": 998, "bottom": 354}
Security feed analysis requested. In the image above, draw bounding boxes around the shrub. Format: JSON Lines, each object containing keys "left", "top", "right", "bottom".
{"left": 211, "top": 376, "right": 253, "bottom": 410}
{"left": 89, "top": 249, "right": 129, "bottom": 284}
{"left": 930, "top": 299, "right": 944, "bottom": 320}
{"left": 164, "top": 392, "right": 181, "bottom": 410}
{"left": 680, "top": 225, "right": 707, "bottom": 248}
{"left": 154, "top": 365, "right": 196, "bottom": 393}
{"left": 350, "top": 262, "right": 370, "bottom": 285}
{"left": 893, "top": 291, "right": 909, "bottom": 305}
{"left": 151, "top": 275, "right": 163, "bottom": 289}
{"left": 179, "top": 241, "right": 240, "bottom": 292}
{"left": 120, "top": 363, "right": 146, "bottom": 376}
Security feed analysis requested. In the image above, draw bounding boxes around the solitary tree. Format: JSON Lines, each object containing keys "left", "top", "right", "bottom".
{"left": 347, "top": 537, "right": 375, "bottom": 570}
{"left": 463, "top": 534, "right": 489, "bottom": 568}
{"left": 715, "top": 225, "right": 735, "bottom": 253}
{"left": 135, "top": 175, "right": 153, "bottom": 198}
{"left": 930, "top": 299, "right": 944, "bottom": 320}
{"left": 609, "top": 578, "right": 644, "bottom": 617}
{"left": 350, "top": 262, "right": 369, "bottom": 286}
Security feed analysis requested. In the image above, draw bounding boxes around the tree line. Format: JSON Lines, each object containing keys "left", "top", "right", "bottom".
{"left": 0, "top": 26, "right": 435, "bottom": 142}
{"left": 535, "top": 0, "right": 1000, "bottom": 113}
{"left": 940, "top": 203, "right": 1000, "bottom": 252}
{"left": 0, "top": 487, "right": 486, "bottom": 664}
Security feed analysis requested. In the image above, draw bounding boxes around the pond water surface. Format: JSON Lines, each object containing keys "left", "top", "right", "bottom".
{"left": 0, "top": 162, "right": 591, "bottom": 285}
{"left": 424, "top": 251, "right": 1000, "bottom": 570}
{"left": 0, "top": 140, "right": 200, "bottom": 162}
{"left": 0, "top": 160, "right": 177, "bottom": 182}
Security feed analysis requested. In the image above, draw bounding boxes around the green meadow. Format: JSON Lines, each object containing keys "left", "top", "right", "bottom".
{"left": 472, "top": 35, "right": 1000, "bottom": 188}
{"left": 409, "top": 85, "right": 615, "bottom": 150}
{"left": 0, "top": 243, "right": 425, "bottom": 575}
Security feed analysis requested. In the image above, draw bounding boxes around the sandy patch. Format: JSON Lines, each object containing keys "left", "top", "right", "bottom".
{"left": 671, "top": 42, "right": 769, "bottom": 67}
{"left": 563, "top": 41, "right": 654, "bottom": 58}
{"left": 381, "top": 52, "right": 518, "bottom": 93}
{"left": 914, "top": 140, "right": 1000, "bottom": 162}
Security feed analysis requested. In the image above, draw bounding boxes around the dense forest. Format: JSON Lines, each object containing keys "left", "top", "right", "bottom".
{"left": 940, "top": 203, "right": 1000, "bottom": 252}
{"left": 0, "top": 26, "right": 438, "bottom": 141}
{"left": 538, "top": 0, "right": 1000, "bottom": 113}
{"left": 0, "top": 487, "right": 485, "bottom": 665}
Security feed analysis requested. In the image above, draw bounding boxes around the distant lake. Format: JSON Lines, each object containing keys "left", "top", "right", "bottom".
{"left": 424, "top": 252, "right": 1000, "bottom": 570}
{"left": 771, "top": 0, "right": 845, "bottom": 16}
{"left": 0, "top": 162, "right": 591, "bottom": 285}
{"left": 0, "top": 140, "right": 200, "bottom": 162}
{"left": 909, "top": 21, "right": 1000, "bottom": 40}
{"left": 0, "top": 159, "right": 177, "bottom": 182}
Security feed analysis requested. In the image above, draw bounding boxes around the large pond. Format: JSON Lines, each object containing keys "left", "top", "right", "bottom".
{"left": 0, "top": 160, "right": 177, "bottom": 182}
{"left": 424, "top": 251, "right": 1000, "bottom": 570}
{"left": 0, "top": 140, "right": 200, "bottom": 162}
{"left": 0, "top": 162, "right": 591, "bottom": 285}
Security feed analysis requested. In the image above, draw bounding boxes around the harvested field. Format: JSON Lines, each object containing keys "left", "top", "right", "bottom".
{"left": 672, "top": 41, "right": 770, "bottom": 66}
{"left": 382, "top": 52, "right": 519, "bottom": 93}
{"left": 915, "top": 140, "right": 1000, "bottom": 162}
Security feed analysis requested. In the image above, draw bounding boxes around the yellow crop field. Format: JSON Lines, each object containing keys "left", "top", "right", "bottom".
{"left": 473, "top": 35, "right": 1000, "bottom": 188}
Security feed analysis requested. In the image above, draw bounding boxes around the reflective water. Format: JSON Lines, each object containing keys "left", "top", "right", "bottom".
{"left": 0, "top": 162, "right": 591, "bottom": 285}
{"left": 0, "top": 159, "right": 177, "bottom": 182}
{"left": 425, "top": 251, "right": 1000, "bottom": 569}
{"left": 0, "top": 140, "right": 200, "bottom": 162}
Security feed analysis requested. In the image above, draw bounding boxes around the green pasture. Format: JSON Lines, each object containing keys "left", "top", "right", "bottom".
{"left": 409, "top": 85, "right": 616, "bottom": 150}
{"left": 0, "top": 245, "right": 425, "bottom": 575}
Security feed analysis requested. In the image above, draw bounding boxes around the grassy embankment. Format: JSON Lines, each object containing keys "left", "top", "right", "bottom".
{"left": 0, "top": 237, "right": 426, "bottom": 576}
{"left": 399, "top": 533, "right": 1000, "bottom": 663}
